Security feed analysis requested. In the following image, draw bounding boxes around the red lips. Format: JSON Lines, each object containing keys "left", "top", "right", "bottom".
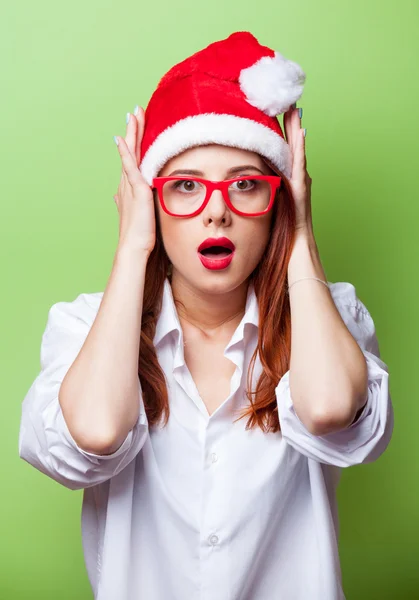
{"left": 198, "top": 237, "right": 236, "bottom": 253}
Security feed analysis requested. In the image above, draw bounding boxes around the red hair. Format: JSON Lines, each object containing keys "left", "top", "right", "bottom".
{"left": 138, "top": 168, "right": 297, "bottom": 433}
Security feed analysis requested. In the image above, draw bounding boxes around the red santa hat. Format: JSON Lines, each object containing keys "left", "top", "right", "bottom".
{"left": 139, "top": 31, "right": 306, "bottom": 186}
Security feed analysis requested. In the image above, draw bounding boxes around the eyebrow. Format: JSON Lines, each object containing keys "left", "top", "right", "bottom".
{"left": 167, "top": 165, "right": 265, "bottom": 177}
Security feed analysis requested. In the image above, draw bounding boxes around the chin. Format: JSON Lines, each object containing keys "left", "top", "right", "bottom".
{"left": 173, "top": 265, "right": 252, "bottom": 296}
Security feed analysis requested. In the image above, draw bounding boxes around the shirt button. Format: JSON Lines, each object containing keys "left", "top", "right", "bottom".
{"left": 208, "top": 534, "right": 219, "bottom": 545}
{"left": 210, "top": 452, "right": 218, "bottom": 463}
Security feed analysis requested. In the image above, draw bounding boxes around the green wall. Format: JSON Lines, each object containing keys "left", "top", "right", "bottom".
{"left": 3, "top": 0, "right": 416, "bottom": 598}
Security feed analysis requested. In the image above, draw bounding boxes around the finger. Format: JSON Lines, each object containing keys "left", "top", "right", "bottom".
{"left": 303, "top": 130, "right": 308, "bottom": 171}
{"left": 115, "top": 135, "right": 142, "bottom": 185}
{"left": 290, "top": 107, "right": 301, "bottom": 151}
{"left": 125, "top": 112, "right": 137, "bottom": 158}
{"left": 283, "top": 109, "right": 296, "bottom": 178}
{"left": 135, "top": 106, "right": 145, "bottom": 168}
{"left": 283, "top": 103, "right": 296, "bottom": 148}
{"left": 115, "top": 134, "right": 151, "bottom": 193}
{"left": 291, "top": 128, "right": 306, "bottom": 181}
{"left": 283, "top": 106, "right": 292, "bottom": 147}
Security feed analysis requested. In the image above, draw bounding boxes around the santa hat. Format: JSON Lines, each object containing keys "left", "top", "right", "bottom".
{"left": 139, "top": 31, "right": 306, "bottom": 186}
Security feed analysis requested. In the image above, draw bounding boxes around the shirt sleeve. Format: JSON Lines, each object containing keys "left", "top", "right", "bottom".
{"left": 275, "top": 281, "right": 394, "bottom": 467}
{"left": 18, "top": 292, "right": 149, "bottom": 491}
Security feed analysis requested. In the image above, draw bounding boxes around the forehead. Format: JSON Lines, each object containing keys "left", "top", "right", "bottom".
{"left": 159, "top": 144, "right": 267, "bottom": 175}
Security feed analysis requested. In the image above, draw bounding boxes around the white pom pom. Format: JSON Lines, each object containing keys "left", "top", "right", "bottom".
{"left": 239, "top": 51, "right": 306, "bottom": 116}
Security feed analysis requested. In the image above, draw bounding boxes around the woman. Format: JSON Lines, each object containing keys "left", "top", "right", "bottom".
{"left": 19, "top": 31, "right": 394, "bottom": 600}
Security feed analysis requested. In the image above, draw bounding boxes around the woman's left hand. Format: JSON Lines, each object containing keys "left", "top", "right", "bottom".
{"left": 283, "top": 104, "right": 313, "bottom": 234}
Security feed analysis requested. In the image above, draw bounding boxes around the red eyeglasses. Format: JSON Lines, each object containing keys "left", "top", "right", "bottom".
{"left": 151, "top": 175, "right": 282, "bottom": 217}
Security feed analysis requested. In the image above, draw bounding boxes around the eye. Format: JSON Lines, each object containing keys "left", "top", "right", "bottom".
{"left": 172, "top": 179, "right": 202, "bottom": 193}
{"left": 230, "top": 179, "right": 257, "bottom": 191}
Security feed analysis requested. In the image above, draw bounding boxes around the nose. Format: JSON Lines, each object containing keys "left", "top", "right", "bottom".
{"left": 202, "top": 188, "right": 232, "bottom": 226}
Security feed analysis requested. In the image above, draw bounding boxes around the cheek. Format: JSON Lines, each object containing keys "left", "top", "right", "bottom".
{"left": 239, "top": 219, "right": 271, "bottom": 263}
{"left": 158, "top": 214, "right": 193, "bottom": 264}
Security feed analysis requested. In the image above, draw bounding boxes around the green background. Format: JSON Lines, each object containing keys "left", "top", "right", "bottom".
{"left": 3, "top": 0, "right": 417, "bottom": 598}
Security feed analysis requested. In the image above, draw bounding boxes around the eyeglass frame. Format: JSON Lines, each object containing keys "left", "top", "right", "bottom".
{"left": 151, "top": 175, "right": 283, "bottom": 218}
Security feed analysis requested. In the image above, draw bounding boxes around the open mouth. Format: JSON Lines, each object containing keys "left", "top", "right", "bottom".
{"left": 199, "top": 246, "right": 233, "bottom": 259}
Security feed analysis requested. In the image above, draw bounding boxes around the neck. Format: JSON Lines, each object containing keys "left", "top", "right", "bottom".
{"left": 170, "top": 271, "right": 249, "bottom": 338}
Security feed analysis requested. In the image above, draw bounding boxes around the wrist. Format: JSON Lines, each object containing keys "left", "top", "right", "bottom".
{"left": 290, "top": 228, "right": 319, "bottom": 261}
{"left": 115, "top": 243, "right": 151, "bottom": 266}
{"left": 288, "top": 229, "right": 326, "bottom": 283}
{"left": 294, "top": 223, "right": 316, "bottom": 244}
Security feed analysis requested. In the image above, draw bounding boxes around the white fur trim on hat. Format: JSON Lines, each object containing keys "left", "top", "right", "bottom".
{"left": 140, "top": 113, "right": 291, "bottom": 185}
{"left": 239, "top": 51, "right": 306, "bottom": 117}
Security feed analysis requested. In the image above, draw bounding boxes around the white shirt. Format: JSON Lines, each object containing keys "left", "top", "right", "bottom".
{"left": 18, "top": 278, "right": 394, "bottom": 600}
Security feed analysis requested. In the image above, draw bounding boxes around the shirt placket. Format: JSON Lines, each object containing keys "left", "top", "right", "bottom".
{"left": 170, "top": 320, "right": 255, "bottom": 600}
{"left": 197, "top": 333, "right": 250, "bottom": 600}
{"left": 198, "top": 414, "right": 233, "bottom": 600}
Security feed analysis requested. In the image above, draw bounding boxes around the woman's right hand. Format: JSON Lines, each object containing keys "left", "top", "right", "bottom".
{"left": 113, "top": 106, "right": 156, "bottom": 255}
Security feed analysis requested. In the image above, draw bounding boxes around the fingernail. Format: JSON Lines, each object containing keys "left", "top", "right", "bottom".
{"left": 303, "top": 128, "right": 307, "bottom": 137}
{"left": 298, "top": 108, "right": 303, "bottom": 119}
{"left": 134, "top": 105, "right": 139, "bottom": 116}
{"left": 126, "top": 112, "right": 130, "bottom": 125}
{"left": 113, "top": 135, "right": 119, "bottom": 145}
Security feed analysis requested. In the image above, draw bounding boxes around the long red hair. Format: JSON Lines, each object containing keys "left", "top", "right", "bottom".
{"left": 138, "top": 165, "right": 297, "bottom": 433}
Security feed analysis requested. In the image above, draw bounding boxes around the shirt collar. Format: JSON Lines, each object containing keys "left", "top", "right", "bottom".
{"left": 153, "top": 277, "right": 259, "bottom": 348}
